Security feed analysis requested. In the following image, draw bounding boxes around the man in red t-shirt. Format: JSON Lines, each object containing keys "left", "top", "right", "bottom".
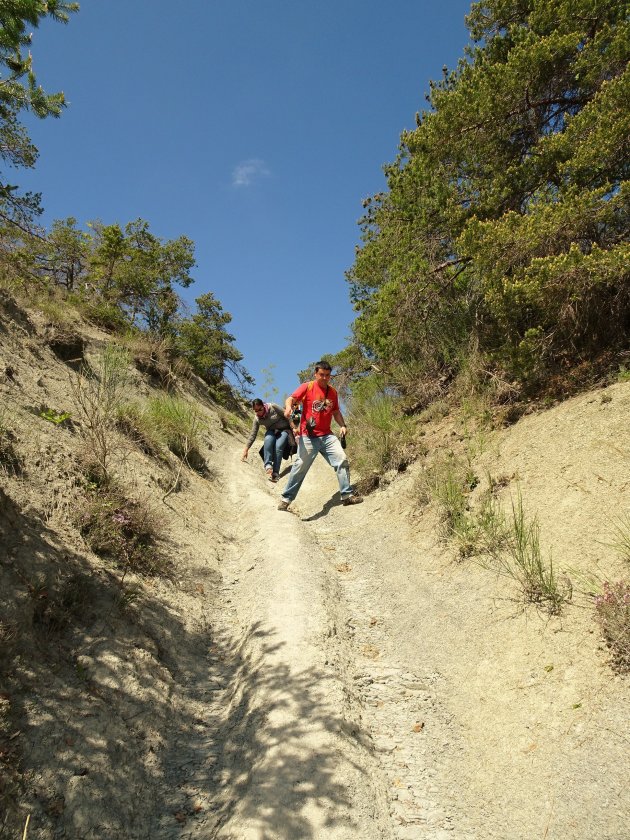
{"left": 277, "top": 360, "right": 363, "bottom": 511}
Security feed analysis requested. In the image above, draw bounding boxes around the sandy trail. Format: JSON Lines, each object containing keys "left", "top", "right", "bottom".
{"left": 2, "top": 304, "right": 629, "bottom": 840}
{"left": 194, "top": 444, "right": 390, "bottom": 839}
{"left": 198, "top": 400, "right": 630, "bottom": 840}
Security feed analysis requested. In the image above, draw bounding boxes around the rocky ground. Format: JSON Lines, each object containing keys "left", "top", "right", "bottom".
{"left": 1, "top": 295, "right": 629, "bottom": 839}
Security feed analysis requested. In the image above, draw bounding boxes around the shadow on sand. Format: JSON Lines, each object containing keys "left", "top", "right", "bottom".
{"left": 0, "top": 486, "right": 371, "bottom": 840}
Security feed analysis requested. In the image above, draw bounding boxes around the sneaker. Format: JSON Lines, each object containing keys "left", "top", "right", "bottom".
{"left": 342, "top": 494, "right": 363, "bottom": 506}
{"left": 277, "top": 500, "right": 290, "bottom": 511}
{"left": 271, "top": 473, "right": 279, "bottom": 483}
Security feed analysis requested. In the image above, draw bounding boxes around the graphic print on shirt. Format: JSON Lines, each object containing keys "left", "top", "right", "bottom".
{"left": 292, "top": 381, "right": 338, "bottom": 437}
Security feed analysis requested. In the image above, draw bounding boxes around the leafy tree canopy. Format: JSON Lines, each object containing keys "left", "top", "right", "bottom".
{"left": 176, "top": 292, "right": 253, "bottom": 392}
{"left": 346, "top": 0, "right": 629, "bottom": 400}
{"left": 0, "top": 1, "right": 79, "bottom": 229}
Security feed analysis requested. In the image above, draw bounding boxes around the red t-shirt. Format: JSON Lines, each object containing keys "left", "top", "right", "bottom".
{"left": 292, "top": 381, "right": 339, "bottom": 437}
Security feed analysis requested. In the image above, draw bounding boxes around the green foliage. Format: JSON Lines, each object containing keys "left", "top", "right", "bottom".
{"left": 217, "top": 407, "right": 246, "bottom": 434}
{"left": 504, "top": 492, "right": 565, "bottom": 612}
{"left": 346, "top": 375, "right": 417, "bottom": 482}
{"left": 421, "top": 460, "right": 569, "bottom": 611}
{"left": 145, "top": 395, "right": 206, "bottom": 469}
{"left": 88, "top": 219, "right": 195, "bottom": 334}
{"left": 39, "top": 216, "right": 91, "bottom": 290}
{"left": 418, "top": 452, "right": 475, "bottom": 542}
{"left": 296, "top": 345, "right": 374, "bottom": 402}
{"left": 0, "top": 1, "right": 79, "bottom": 116}
{"left": 39, "top": 407, "right": 71, "bottom": 425}
{"left": 2, "top": 210, "right": 248, "bottom": 404}
{"left": 419, "top": 399, "right": 450, "bottom": 424}
{"left": 176, "top": 291, "right": 252, "bottom": 392}
{"left": 121, "top": 330, "right": 183, "bottom": 389}
{"left": 475, "top": 489, "right": 570, "bottom": 613}
{"left": 471, "top": 489, "right": 511, "bottom": 557}
{"left": 115, "top": 402, "right": 163, "bottom": 457}
{"left": 71, "top": 344, "right": 130, "bottom": 483}
{"left": 80, "top": 297, "right": 130, "bottom": 332}
{"left": 0, "top": 1, "right": 79, "bottom": 229}
{"left": 344, "top": 0, "right": 629, "bottom": 401}
{"left": 260, "top": 362, "right": 279, "bottom": 401}
{"left": 617, "top": 365, "right": 630, "bottom": 383}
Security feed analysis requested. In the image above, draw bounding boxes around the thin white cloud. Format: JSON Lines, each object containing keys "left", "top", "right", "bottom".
{"left": 232, "top": 158, "right": 270, "bottom": 188}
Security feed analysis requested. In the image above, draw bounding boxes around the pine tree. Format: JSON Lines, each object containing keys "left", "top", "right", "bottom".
{"left": 348, "top": 0, "right": 629, "bottom": 397}
{"left": 0, "top": 1, "right": 79, "bottom": 230}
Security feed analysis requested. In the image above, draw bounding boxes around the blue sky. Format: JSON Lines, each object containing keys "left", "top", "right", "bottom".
{"left": 20, "top": 0, "right": 473, "bottom": 399}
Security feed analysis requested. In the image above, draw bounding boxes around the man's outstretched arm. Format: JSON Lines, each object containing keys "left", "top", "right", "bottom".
{"left": 333, "top": 409, "right": 347, "bottom": 437}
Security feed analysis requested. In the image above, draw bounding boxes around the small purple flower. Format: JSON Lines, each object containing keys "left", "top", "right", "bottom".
{"left": 112, "top": 510, "right": 131, "bottom": 526}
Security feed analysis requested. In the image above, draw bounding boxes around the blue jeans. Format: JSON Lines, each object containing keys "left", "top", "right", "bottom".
{"left": 281, "top": 433, "right": 352, "bottom": 502}
{"left": 263, "top": 429, "right": 289, "bottom": 475}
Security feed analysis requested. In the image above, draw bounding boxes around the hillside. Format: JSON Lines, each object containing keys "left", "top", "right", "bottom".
{"left": 1, "top": 294, "right": 629, "bottom": 840}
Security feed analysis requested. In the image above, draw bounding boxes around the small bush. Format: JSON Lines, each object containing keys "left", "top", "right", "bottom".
{"left": 72, "top": 344, "right": 131, "bottom": 483}
{"left": 594, "top": 581, "right": 630, "bottom": 672}
{"left": 146, "top": 395, "right": 206, "bottom": 470}
{"left": 116, "top": 402, "right": 164, "bottom": 456}
{"left": 419, "top": 453, "right": 476, "bottom": 544}
{"left": 122, "top": 332, "right": 185, "bottom": 389}
{"left": 617, "top": 365, "right": 630, "bottom": 383}
{"left": 474, "top": 490, "right": 511, "bottom": 556}
{"left": 419, "top": 399, "right": 450, "bottom": 424}
{"left": 80, "top": 299, "right": 130, "bottom": 332}
{"left": 434, "top": 466, "right": 469, "bottom": 537}
{"left": 78, "top": 487, "right": 170, "bottom": 576}
{"left": 460, "top": 483, "right": 568, "bottom": 613}
{"left": 217, "top": 407, "right": 245, "bottom": 434}
{"left": 33, "top": 293, "right": 80, "bottom": 328}
{"left": 502, "top": 492, "right": 569, "bottom": 614}
{"left": 347, "top": 377, "right": 417, "bottom": 480}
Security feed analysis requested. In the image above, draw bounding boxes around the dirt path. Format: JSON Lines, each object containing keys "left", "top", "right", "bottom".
{"left": 2, "top": 299, "right": 628, "bottom": 840}
{"left": 181, "top": 398, "right": 630, "bottom": 840}
{"left": 155, "top": 442, "right": 391, "bottom": 839}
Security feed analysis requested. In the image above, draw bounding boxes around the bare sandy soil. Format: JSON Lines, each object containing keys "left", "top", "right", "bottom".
{"left": 1, "top": 296, "right": 629, "bottom": 839}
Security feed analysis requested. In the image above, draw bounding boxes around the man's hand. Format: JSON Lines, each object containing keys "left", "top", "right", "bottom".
{"left": 333, "top": 406, "right": 346, "bottom": 431}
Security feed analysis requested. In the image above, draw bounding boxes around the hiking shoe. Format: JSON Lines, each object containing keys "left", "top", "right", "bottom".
{"left": 277, "top": 500, "right": 290, "bottom": 511}
{"left": 342, "top": 494, "right": 363, "bottom": 506}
